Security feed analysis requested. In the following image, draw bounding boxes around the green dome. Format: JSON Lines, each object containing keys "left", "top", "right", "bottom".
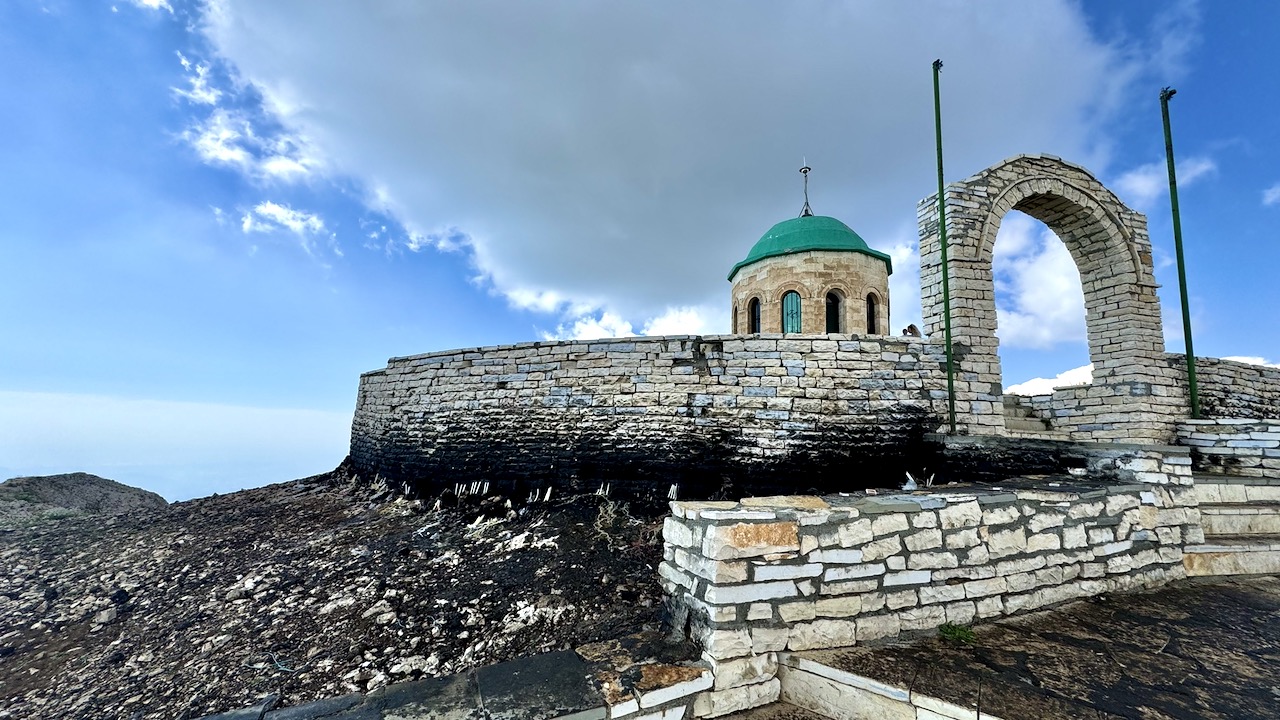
{"left": 727, "top": 215, "right": 893, "bottom": 281}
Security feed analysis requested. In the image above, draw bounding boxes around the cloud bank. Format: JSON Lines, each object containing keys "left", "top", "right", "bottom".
{"left": 187, "top": 1, "right": 1191, "bottom": 337}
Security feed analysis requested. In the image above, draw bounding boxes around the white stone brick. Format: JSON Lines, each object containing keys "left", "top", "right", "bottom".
{"left": 904, "top": 528, "right": 943, "bottom": 551}
{"left": 638, "top": 668, "right": 713, "bottom": 708}
{"left": 703, "top": 580, "right": 796, "bottom": 605}
{"left": 705, "top": 653, "right": 778, "bottom": 691}
{"left": 872, "top": 514, "right": 910, "bottom": 536}
{"left": 939, "top": 501, "right": 982, "bottom": 529}
{"left": 861, "top": 536, "right": 903, "bottom": 561}
{"left": 692, "top": 677, "right": 780, "bottom": 719}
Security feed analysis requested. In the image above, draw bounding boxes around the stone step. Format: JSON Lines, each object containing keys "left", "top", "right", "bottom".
{"left": 1004, "top": 416, "right": 1052, "bottom": 432}
{"left": 1200, "top": 502, "right": 1280, "bottom": 536}
{"left": 1183, "top": 535, "right": 1280, "bottom": 576}
{"left": 1191, "top": 475, "right": 1280, "bottom": 505}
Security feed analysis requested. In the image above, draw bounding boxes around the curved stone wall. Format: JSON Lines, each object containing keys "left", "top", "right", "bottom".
{"left": 349, "top": 334, "right": 949, "bottom": 504}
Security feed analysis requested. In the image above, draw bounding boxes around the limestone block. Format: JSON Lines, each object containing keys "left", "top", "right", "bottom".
{"left": 983, "top": 527, "right": 1027, "bottom": 559}
{"left": 703, "top": 581, "right": 797, "bottom": 606}
{"left": 963, "top": 577, "right": 1008, "bottom": 599}
{"left": 907, "top": 552, "right": 959, "bottom": 570}
{"left": 981, "top": 505, "right": 1020, "bottom": 526}
{"left": 899, "top": 605, "right": 946, "bottom": 631}
{"left": 918, "top": 584, "right": 966, "bottom": 605}
{"left": 787, "top": 619, "right": 858, "bottom": 651}
{"left": 819, "top": 578, "right": 880, "bottom": 596}
{"left": 1026, "top": 532, "right": 1062, "bottom": 553}
{"left": 705, "top": 653, "right": 778, "bottom": 691}
{"left": 676, "top": 549, "right": 747, "bottom": 584}
{"left": 638, "top": 667, "right": 714, "bottom": 709}
{"left": 815, "top": 595, "right": 864, "bottom": 618}
{"left": 823, "top": 563, "right": 886, "bottom": 582}
{"left": 1028, "top": 512, "right": 1066, "bottom": 533}
{"left": 861, "top": 536, "right": 902, "bottom": 562}
{"left": 751, "top": 627, "right": 790, "bottom": 654}
{"left": 884, "top": 570, "right": 932, "bottom": 586}
{"left": 939, "top": 501, "right": 982, "bottom": 529}
{"left": 945, "top": 528, "right": 981, "bottom": 549}
{"left": 663, "top": 518, "right": 695, "bottom": 547}
{"left": 702, "top": 522, "right": 799, "bottom": 560}
{"left": 778, "top": 601, "right": 817, "bottom": 623}
{"left": 753, "top": 562, "right": 823, "bottom": 581}
{"left": 838, "top": 520, "right": 874, "bottom": 548}
{"left": 856, "top": 613, "right": 903, "bottom": 642}
{"left": 904, "top": 528, "right": 943, "bottom": 552}
{"left": 702, "top": 629, "right": 753, "bottom": 660}
{"left": 871, "top": 514, "right": 910, "bottom": 536}
{"left": 692, "top": 677, "right": 780, "bottom": 719}
{"left": 912, "top": 511, "right": 939, "bottom": 528}
{"left": 808, "top": 549, "right": 865, "bottom": 564}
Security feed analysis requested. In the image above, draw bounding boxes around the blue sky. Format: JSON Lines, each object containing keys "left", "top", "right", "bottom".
{"left": 2, "top": 1, "right": 1278, "bottom": 500}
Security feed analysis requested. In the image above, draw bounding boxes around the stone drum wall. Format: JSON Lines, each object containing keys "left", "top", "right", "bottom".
{"left": 350, "top": 334, "right": 950, "bottom": 501}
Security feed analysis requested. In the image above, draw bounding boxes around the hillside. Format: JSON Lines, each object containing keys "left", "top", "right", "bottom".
{"left": 0, "top": 472, "right": 168, "bottom": 528}
{"left": 0, "top": 468, "right": 666, "bottom": 719}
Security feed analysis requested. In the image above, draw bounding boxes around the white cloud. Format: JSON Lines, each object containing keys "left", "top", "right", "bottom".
{"left": 541, "top": 312, "right": 635, "bottom": 341}
{"left": 886, "top": 230, "right": 923, "bottom": 335}
{"left": 1263, "top": 184, "right": 1280, "bottom": 207}
{"left": 640, "top": 306, "right": 720, "bottom": 336}
{"left": 0, "top": 391, "right": 348, "bottom": 501}
{"left": 241, "top": 201, "right": 324, "bottom": 236}
{"left": 1221, "top": 356, "right": 1280, "bottom": 369}
{"left": 1005, "top": 364, "right": 1093, "bottom": 396}
{"left": 993, "top": 212, "right": 1086, "bottom": 350}
{"left": 173, "top": 52, "right": 222, "bottom": 106}
{"left": 185, "top": 108, "right": 253, "bottom": 169}
{"left": 181, "top": 104, "right": 323, "bottom": 183}
{"left": 128, "top": 0, "right": 172, "bottom": 13}
{"left": 196, "top": 2, "right": 1190, "bottom": 328}
{"left": 1112, "top": 156, "right": 1215, "bottom": 210}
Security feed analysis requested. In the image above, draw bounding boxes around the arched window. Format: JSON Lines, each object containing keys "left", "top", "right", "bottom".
{"left": 825, "top": 292, "right": 842, "bottom": 333}
{"left": 747, "top": 297, "right": 761, "bottom": 334}
{"left": 781, "top": 291, "right": 802, "bottom": 333}
{"left": 866, "top": 293, "right": 879, "bottom": 334}
{"left": 732, "top": 303, "right": 739, "bottom": 334}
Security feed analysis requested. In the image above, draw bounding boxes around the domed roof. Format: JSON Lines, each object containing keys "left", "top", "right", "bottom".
{"left": 727, "top": 214, "right": 893, "bottom": 282}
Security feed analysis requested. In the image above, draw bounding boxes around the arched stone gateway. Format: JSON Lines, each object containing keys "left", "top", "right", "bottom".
{"left": 917, "top": 154, "right": 1187, "bottom": 442}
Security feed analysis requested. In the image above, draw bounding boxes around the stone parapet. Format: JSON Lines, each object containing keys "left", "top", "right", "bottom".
{"left": 1167, "top": 354, "right": 1280, "bottom": 420}
{"left": 350, "top": 334, "right": 951, "bottom": 500}
{"left": 661, "top": 450, "right": 1199, "bottom": 716}
{"left": 1177, "top": 418, "right": 1280, "bottom": 478}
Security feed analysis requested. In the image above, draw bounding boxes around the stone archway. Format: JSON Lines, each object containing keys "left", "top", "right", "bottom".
{"left": 917, "top": 154, "right": 1186, "bottom": 442}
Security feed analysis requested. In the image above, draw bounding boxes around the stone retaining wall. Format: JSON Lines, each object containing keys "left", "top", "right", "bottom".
{"left": 350, "top": 334, "right": 951, "bottom": 501}
{"left": 659, "top": 450, "right": 1200, "bottom": 716}
{"left": 1167, "top": 355, "right": 1280, "bottom": 420}
{"left": 1176, "top": 419, "right": 1280, "bottom": 478}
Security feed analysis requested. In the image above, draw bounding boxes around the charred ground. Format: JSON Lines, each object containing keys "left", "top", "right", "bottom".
{"left": 0, "top": 468, "right": 666, "bottom": 719}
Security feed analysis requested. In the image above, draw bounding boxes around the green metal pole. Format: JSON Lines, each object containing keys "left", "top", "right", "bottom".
{"left": 1160, "top": 87, "right": 1200, "bottom": 419}
{"left": 933, "top": 59, "right": 957, "bottom": 434}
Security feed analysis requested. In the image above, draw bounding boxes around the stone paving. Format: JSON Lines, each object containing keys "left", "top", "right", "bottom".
{"left": 789, "top": 575, "right": 1280, "bottom": 719}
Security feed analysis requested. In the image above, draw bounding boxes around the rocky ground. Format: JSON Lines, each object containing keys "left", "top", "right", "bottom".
{"left": 0, "top": 467, "right": 667, "bottom": 719}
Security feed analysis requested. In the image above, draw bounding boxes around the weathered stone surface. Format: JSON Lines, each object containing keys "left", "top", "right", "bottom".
{"left": 702, "top": 522, "right": 799, "bottom": 560}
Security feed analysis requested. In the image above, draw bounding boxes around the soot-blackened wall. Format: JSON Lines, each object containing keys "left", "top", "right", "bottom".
{"left": 349, "top": 334, "right": 950, "bottom": 504}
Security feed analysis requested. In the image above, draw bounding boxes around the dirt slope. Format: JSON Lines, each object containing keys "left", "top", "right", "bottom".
{"left": 0, "top": 469, "right": 665, "bottom": 719}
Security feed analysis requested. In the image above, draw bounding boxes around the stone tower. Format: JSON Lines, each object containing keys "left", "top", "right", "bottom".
{"left": 729, "top": 197, "right": 892, "bottom": 335}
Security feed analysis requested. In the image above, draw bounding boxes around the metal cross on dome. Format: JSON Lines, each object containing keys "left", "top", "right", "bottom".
{"left": 799, "top": 160, "right": 814, "bottom": 217}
